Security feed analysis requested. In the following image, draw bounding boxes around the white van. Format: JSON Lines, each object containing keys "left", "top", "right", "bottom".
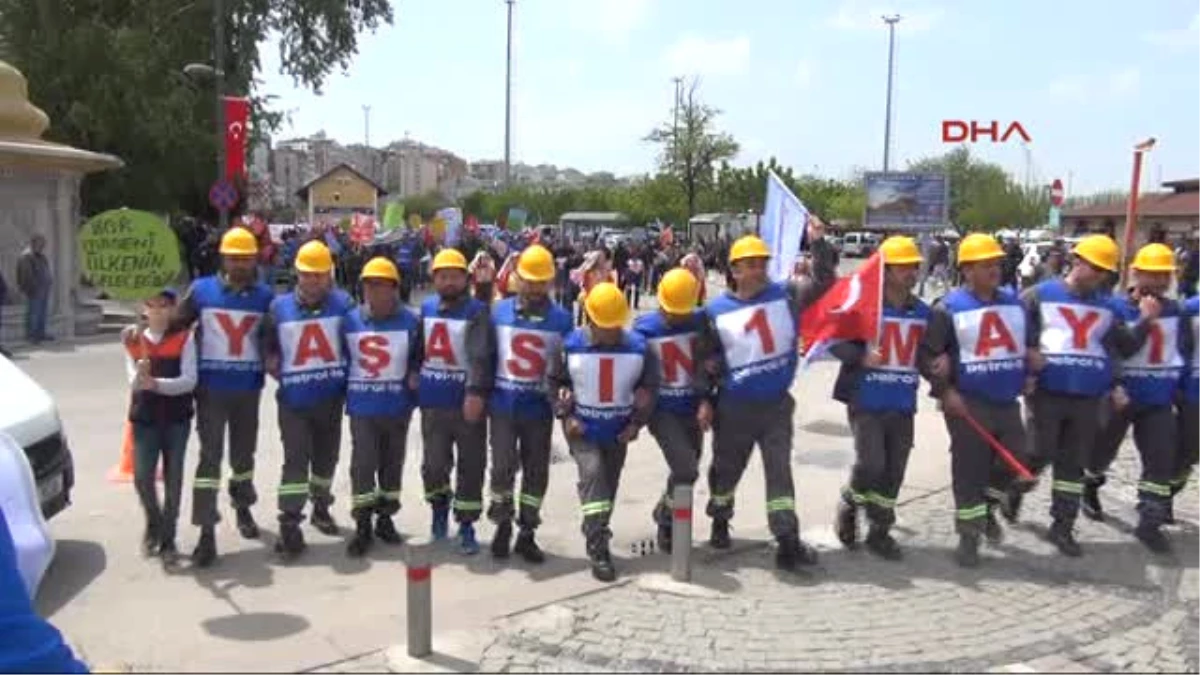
{"left": 0, "top": 354, "right": 74, "bottom": 520}
{"left": 842, "top": 232, "right": 882, "bottom": 258}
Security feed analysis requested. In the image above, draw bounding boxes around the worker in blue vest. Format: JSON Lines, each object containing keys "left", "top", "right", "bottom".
{"left": 395, "top": 235, "right": 418, "bottom": 304}
{"left": 1082, "top": 243, "right": 1187, "bottom": 551}
{"left": 919, "top": 234, "right": 1033, "bottom": 568}
{"left": 831, "top": 236, "right": 931, "bottom": 560}
{"left": 633, "top": 268, "right": 712, "bottom": 554}
{"left": 418, "top": 248, "right": 493, "bottom": 555}
{"left": 486, "top": 244, "right": 574, "bottom": 562}
{"left": 263, "top": 240, "right": 353, "bottom": 559}
{"left": 554, "top": 282, "right": 658, "bottom": 581}
{"left": 342, "top": 258, "right": 421, "bottom": 557}
{"left": 697, "top": 220, "right": 836, "bottom": 572}
{"left": 1175, "top": 294, "right": 1199, "bottom": 516}
{"left": 1020, "top": 234, "right": 1155, "bottom": 557}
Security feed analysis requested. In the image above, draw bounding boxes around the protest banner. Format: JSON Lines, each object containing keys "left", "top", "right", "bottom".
{"left": 78, "top": 209, "right": 181, "bottom": 301}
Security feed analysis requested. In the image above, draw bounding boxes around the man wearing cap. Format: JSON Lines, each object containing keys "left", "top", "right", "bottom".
{"left": 633, "top": 267, "right": 712, "bottom": 554}
{"left": 342, "top": 258, "right": 421, "bottom": 557}
{"left": 263, "top": 240, "right": 354, "bottom": 559}
{"left": 831, "top": 236, "right": 931, "bottom": 560}
{"left": 1082, "top": 243, "right": 1188, "bottom": 552}
{"left": 125, "top": 226, "right": 274, "bottom": 567}
{"left": 697, "top": 219, "right": 836, "bottom": 572}
{"left": 919, "top": 233, "right": 1033, "bottom": 567}
{"left": 1019, "top": 234, "right": 1156, "bottom": 557}
{"left": 485, "top": 244, "right": 574, "bottom": 562}
{"left": 417, "top": 248, "right": 493, "bottom": 555}
{"left": 553, "top": 282, "right": 658, "bottom": 581}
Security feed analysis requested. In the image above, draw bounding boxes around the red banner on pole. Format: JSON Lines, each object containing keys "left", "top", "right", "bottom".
{"left": 223, "top": 96, "right": 251, "bottom": 180}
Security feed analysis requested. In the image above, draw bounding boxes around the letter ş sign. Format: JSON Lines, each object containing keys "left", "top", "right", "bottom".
{"left": 941, "top": 120, "right": 1032, "bottom": 144}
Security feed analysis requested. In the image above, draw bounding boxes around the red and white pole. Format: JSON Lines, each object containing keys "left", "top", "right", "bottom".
{"left": 670, "top": 484, "right": 693, "bottom": 582}
{"left": 405, "top": 537, "right": 433, "bottom": 658}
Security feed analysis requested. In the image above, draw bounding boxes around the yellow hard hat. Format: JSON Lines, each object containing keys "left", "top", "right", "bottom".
{"left": 657, "top": 268, "right": 700, "bottom": 315}
{"left": 584, "top": 282, "right": 629, "bottom": 329}
{"left": 220, "top": 227, "right": 258, "bottom": 256}
{"left": 956, "top": 233, "right": 1005, "bottom": 265}
{"left": 431, "top": 248, "right": 468, "bottom": 272}
{"left": 1072, "top": 234, "right": 1120, "bottom": 272}
{"left": 1130, "top": 242, "right": 1175, "bottom": 273}
{"left": 361, "top": 256, "right": 400, "bottom": 282}
{"left": 295, "top": 240, "right": 333, "bottom": 273}
{"left": 729, "top": 235, "right": 771, "bottom": 264}
{"left": 879, "top": 236, "right": 922, "bottom": 265}
{"left": 517, "top": 244, "right": 555, "bottom": 282}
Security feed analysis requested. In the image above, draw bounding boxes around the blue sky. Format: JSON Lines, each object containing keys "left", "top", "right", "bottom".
{"left": 258, "top": 0, "right": 1199, "bottom": 196}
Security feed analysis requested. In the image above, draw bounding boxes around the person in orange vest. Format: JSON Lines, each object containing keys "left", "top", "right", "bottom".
{"left": 125, "top": 288, "right": 198, "bottom": 565}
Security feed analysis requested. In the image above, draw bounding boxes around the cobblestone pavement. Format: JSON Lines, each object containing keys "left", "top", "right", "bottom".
{"left": 465, "top": 441, "right": 1198, "bottom": 674}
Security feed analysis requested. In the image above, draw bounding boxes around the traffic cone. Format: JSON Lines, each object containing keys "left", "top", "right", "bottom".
{"left": 107, "top": 421, "right": 135, "bottom": 483}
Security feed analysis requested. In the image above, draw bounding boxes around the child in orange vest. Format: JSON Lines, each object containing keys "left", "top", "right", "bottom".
{"left": 125, "top": 288, "right": 198, "bottom": 565}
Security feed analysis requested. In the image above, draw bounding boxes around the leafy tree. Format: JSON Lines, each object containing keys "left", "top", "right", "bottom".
{"left": 402, "top": 190, "right": 449, "bottom": 220}
{"left": 645, "top": 78, "right": 739, "bottom": 218}
{"left": 907, "top": 147, "right": 1048, "bottom": 233}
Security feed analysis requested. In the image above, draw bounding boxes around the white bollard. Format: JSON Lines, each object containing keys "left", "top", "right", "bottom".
{"left": 405, "top": 537, "right": 433, "bottom": 658}
{"left": 670, "top": 484, "right": 693, "bottom": 582}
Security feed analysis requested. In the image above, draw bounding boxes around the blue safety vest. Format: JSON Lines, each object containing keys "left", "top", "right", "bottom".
{"left": 1109, "top": 295, "right": 1183, "bottom": 407}
{"left": 190, "top": 275, "right": 274, "bottom": 391}
{"left": 1034, "top": 279, "right": 1114, "bottom": 397}
{"left": 271, "top": 290, "right": 351, "bottom": 408}
{"left": 342, "top": 305, "right": 420, "bottom": 417}
{"left": 704, "top": 283, "right": 797, "bottom": 402}
{"left": 942, "top": 287, "right": 1027, "bottom": 404}
{"left": 854, "top": 301, "right": 931, "bottom": 413}
{"left": 396, "top": 242, "right": 416, "bottom": 269}
{"left": 1183, "top": 296, "right": 1200, "bottom": 404}
{"left": 633, "top": 309, "right": 705, "bottom": 416}
{"left": 564, "top": 328, "right": 646, "bottom": 444}
{"left": 418, "top": 295, "right": 487, "bottom": 409}
{"left": 490, "top": 297, "right": 573, "bottom": 420}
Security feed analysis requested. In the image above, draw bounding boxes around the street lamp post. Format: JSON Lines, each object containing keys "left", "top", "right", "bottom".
{"left": 214, "top": 0, "right": 227, "bottom": 228}
{"left": 504, "top": 0, "right": 515, "bottom": 189}
{"left": 881, "top": 14, "right": 901, "bottom": 173}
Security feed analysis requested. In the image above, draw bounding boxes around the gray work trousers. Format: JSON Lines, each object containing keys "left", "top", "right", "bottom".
{"left": 349, "top": 414, "right": 411, "bottom": 519}
{"left": 706, "top": 394, "right": 799, "bottom": 539}
{"left": 1088, "top": 401, "right": 1177, "bottom": 526}
{"left": 277, "top": 396, "right": 345, "bottom": 524}
{"left": 649, "top": 411, "right": 703, "bottom": 527}
{"left": 1178, "top": 401, "right": 1199, "bottom": 491}
{"left": 1025, "top": 391, "right": 1103, "bottom": 523}
{"left": 843, "top": 408, "right": 914, "bottom": 529}
{"left": 945, "top": 396, "right": 1026, "bottom": 536}
{"left": 420, "top": 407, "right": 486, "bottom": 523}
{"left": 487, "top": 414, "right": 553, "bottom": 530}
{"left": 191, "top": 388, "right": 263, "bottom": 527}
{"left": 567, "top": 435, "right": 628, "bottom": 542}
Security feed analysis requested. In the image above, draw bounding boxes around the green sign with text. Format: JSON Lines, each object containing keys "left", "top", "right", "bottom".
{"left": 79, "top": 209, "right": 181, "bottom": 301}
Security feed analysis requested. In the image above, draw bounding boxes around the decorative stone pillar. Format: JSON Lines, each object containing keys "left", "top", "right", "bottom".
{"left": 0, "top": 60, "right": 122, "bottom": 344}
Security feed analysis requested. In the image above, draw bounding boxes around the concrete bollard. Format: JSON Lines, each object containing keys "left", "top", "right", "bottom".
{"left": 405, "top": 537, "right": 433, "bottom": 659}
{"left": 670, "top": 484, "right": 693, "bottom": 582}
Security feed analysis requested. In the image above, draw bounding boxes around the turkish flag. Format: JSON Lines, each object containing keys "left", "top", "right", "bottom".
{"left": 349, "top": 213, "right": 377, "bottom": 245}
{"left": 799, "top": 251, "right": 884, "bottom": 367}
{"left": 223, "top": 96, "right": 251, "bottom": 180}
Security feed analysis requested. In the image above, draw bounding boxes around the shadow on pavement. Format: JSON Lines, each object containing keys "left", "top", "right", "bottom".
{"left": 801, "top": 419, "right": 854, "bottom": 438}
{"left": 36, "top": 539, "right": 108, "bottom": 618}
{"left": 202, "top": 611, "right": 310, "bottom": 641}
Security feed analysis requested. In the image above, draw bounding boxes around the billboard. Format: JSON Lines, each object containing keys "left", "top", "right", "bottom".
{"left": 863, "top": 172, "right": 949, "bottom": 230}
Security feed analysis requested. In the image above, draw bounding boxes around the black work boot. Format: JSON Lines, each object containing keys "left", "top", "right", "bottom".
{"left": 775, "top": 535, "right": 819, "bottom": 571}
{"left": 192, "top": 526, "right": 217, "bottom": 568}
{"left": 491, "top": 520, "right": 513, "bottom": 559}
{"left": 999, "top": 488, "right": 1024, "bottom": 523}
{"left": 984, "top": 509, "right": 1005, "bottom": 545}
{"left": 275, "top": 521, "right": 307, "bottom": 560}
{"left": 1048, "top": 520, "right": 1082, "bottom": 557}
{"left": 709, "top": 518, "right": 731, "bottom": 550}
{"left": 236, "top": 507, "right": 260, "bottom": 539}
{"left": 955, "top": 533, "right": 981, "bottom": 568}
{"left": 158, "top": 538, "right": 179, "bottom": 567}
{"left": 656, "top": 522, "right": 673, "bottom": 554}
{"left": 1135, "top": 522, "right": 1171, "bottom": 553}
{"left": 346, "top": 514, "right": 374, "bottom": 558}
{"left": 1082, "top": 475, "right": 1105, "bottom": 521}
{"left": 514, "top": 528, "right": 546, "bottom": 564}
{"left": 586, "top": 536, "right": 617, "bottom": 582}
{"left": 310, "top": 504, "right": 339, "bottom": 536}
{"left": 141, "top": 523, "right": 161, "bottom": 558}
{"left": 835, "top": 501, "right": 859, "bottom": 550}
{"left": 374, "top": 514, "right": 404, "bottom": 545}
{"left": 865, "top": 526, "right": 902, "bottom": 561}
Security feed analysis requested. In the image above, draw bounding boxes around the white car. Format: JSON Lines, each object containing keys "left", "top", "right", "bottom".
{"left": 0, "top": 354, "right": 74, "bottom": 520}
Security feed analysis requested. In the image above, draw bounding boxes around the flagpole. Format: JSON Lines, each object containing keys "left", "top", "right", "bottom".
{"left": 1119, "top": 138, "right": 1156, "bottom": 287}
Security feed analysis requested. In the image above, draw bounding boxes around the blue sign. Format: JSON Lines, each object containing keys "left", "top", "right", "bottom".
{"left": 1048, "top": 206, "right": 1061, "bottom": 230}
{"left": 863, "top": 172, "right": 949, "bottom": 231}
{"left": 208, "top": 179, "right": 239, "bottom": 212}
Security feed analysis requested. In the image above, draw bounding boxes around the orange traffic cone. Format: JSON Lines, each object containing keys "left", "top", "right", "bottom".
{"left": 107, "top": 421, "right": 135, "bottom": 483}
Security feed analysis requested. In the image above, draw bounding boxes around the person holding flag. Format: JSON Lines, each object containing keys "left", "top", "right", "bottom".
{"left": 918, "top": 233, "right": 1034, "bottom": 568}
{"left": 697, "top": 217, "right": 835, "bottom": 572}
{"left": 828, "top": 236, "right": 929, "bottom": 560}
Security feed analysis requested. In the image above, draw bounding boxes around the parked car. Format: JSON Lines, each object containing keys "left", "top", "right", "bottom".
{"left": 842, "top": 232, "right": 882, "bottom": 258}
{"left": 0, "top": 354, "right": 74, "bottom": 520}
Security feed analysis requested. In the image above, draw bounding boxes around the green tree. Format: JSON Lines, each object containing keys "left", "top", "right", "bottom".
{"left": 645, "top": 78, "right": 739, "bottom": 218}
{"left": 0, "top": 0, "right": 392, "bottom": 217}
{"left": 403, "top": 190, "right": 449, "bottom": 220}
{"left": 907, "top": 147, "right": 1046, "bottom": 232}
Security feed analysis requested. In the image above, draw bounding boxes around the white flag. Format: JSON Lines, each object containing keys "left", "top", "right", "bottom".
{"left": 760, "top": 171, "right": 809, "bottom": 282}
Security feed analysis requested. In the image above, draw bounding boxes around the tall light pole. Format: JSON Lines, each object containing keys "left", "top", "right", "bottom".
{"left": 214, "top": 0, "right": 227, "bottom": 228}
{"left": 504, "top": 0, "right": 515, "bottom": 189}
{"left": 881, "top": 14, "right": 901, "bottom": 173}
{"left": 671, "top": 76, "right": 683, "bottom": 169}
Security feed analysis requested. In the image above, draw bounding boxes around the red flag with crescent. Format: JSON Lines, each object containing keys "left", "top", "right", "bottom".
{"left": 799, "top": 251, "right": 884, "bottom": 367}
{"left": 223, "top": 96, "right": 251, "bottom": 180}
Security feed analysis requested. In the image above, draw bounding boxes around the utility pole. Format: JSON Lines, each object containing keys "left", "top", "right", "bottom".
{"left": 881, "top": 14, "right": 901, "bottom": 173}
{"left": 363, "top": 104, "right": 372, "bottom": 179}
{"left": 671, "top": 76, "right": 683, "bottom": 169}
{"left": 214, "top": 0, "right": 227, "bottom": 229}
{"left": 504, "top": 0, "right": 515, "bottom": 189}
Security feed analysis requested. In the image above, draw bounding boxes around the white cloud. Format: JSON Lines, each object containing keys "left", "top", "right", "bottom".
{"left": 826, "top": 1, "right": 942, "bottom": 32}
{"left": 566, "top": 0, "right": 654, "bottom": 45}
{"left": 1108, "top": 67, "right": 1140, "bottom": 96}
{"left": 1143, "top": 12, "right": 1200, "bottom": 49}
{"left": 1046, "top": 67, "right": 1140, "bottom": 103}
{"left": 795, "top": 59, "right": 815, "bottom": 88}
{"left": 662, "top": 35, "right": 751, "bottom": 77}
